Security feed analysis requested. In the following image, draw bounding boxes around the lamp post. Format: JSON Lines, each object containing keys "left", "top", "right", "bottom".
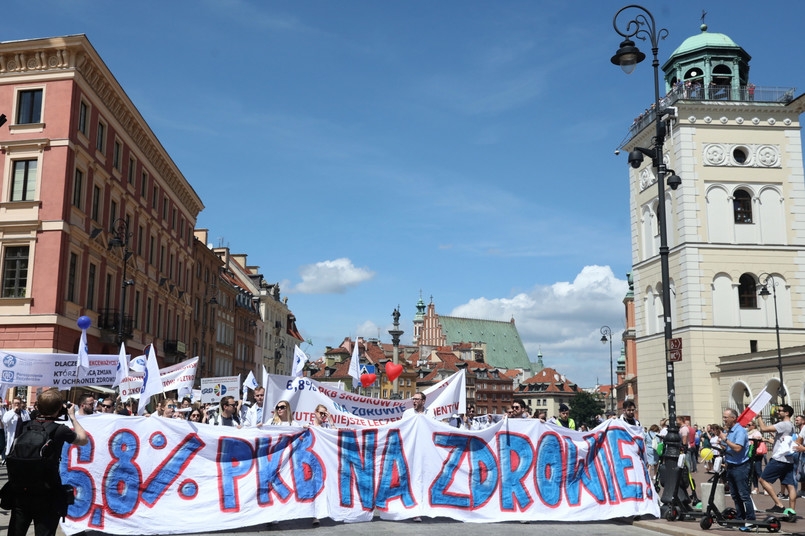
{"left": 107, "top": 218, "right": 134, "bottom": 347}
{"left": 611, "top": 4, "right": 683, "bottom": 507}
{"left": 600, "top": 326, "right": 615, "bottom": 412}
{"left": 758, "top": 273, "right": 785, "bottom": 402}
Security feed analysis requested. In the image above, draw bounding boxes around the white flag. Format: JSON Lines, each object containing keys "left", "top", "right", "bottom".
{"left": 77, "top": 328, "right": 90, "bottom": 376}
{"left": 292, "top": 345, "right": 309, "bottom": 378}
{"left": 349, "top": 339, "right": 361, "bottom": 389}
{"left": 112, "top": 343, "right": 129, "bottom": 388}
{"left": 129, "top": 350, "right": 147, "bottom": 373}
{"left": 244, "top": 370, "right": 258, "bottom": 391}
{"left": 138, "top": 344, "right": 164, "bottom": 415}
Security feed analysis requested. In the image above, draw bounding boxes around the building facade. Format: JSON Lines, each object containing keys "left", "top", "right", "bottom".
{"left": 415, "top": 298, "right": 533, "bottom": 372}
{"left": 0, "top": 36, "right": 203, "bottom": 383}
{"left": 625, "top": 25, "right": 805, "bottom": 426}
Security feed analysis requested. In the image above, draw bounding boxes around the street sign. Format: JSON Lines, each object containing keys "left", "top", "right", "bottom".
{"left": 360, "top": 365, "right": 375, "bottom": 376}
{"left": 670, "top": 337, "right": 682, "bottom": 350}
{"left": 669, "top": 349, "right": 682, "bottom": 362}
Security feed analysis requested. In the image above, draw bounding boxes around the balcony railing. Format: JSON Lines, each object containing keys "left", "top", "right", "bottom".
{"left": 98, "top": 309, "right": 133, "bottom": 339}
{"left": 623, "top": 85, "right": 797, "bottom": 144}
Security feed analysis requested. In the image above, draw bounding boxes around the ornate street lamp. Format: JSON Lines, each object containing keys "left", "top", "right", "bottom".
{"left": 758, "top": 273, "right": 785, "bottom": 402}
{"left": 611, "top": 4, "right": 683, "bottom": 507}
{"left": 107, "top": 218, "right": 134, "bottom": 346}
{"left": 600, "top": 326, "right": 615, "bottom": 412}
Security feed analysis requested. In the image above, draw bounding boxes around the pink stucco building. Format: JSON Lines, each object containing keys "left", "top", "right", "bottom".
{"left": 0, "top": 36, "right": 203, "bottom": 374}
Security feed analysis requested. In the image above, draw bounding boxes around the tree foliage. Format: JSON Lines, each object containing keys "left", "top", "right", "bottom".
{"left": 570, "top": 391, "right": 605, "bottom": 428}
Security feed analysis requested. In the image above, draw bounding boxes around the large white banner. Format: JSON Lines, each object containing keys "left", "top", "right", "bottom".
{"left": 0, "top": 351, "right": 119, "bottom": 388}
{"left": 119, "top": 358, "right": 198, "bottom": 401}
{"left": 59, "top": 415, "right": 657, "bottom": 535}
{"left": 265, "top": 370, "right": 466, "bottom": 427}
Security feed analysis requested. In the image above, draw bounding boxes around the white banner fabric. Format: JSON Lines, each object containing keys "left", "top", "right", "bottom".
{"left": 59, "top": 415, "right": 657, "bottom": 535}
{"left": 265, "top": 369, "right": 466, "bottom": 427}
{"left": 0, "top": 351, "right": 120, "bottom": 388}
{"left": 118, "top": 358, "right": 198, "bottom": 401}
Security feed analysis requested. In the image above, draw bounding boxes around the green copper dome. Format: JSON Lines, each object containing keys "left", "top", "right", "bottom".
{"left": 669, "top": 24, "right": 741, "bottom": 57}
{"left": 662, "top": 23, "right": 751, "bottom": 96}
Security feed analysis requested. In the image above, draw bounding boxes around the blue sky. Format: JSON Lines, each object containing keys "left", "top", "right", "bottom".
{"left": 6, "top": 0, "right": 805, "bottom": 388}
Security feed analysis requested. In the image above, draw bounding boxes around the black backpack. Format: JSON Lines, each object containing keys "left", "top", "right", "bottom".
{"left": 6, "top": 419, "right": 61, "bottom": 494}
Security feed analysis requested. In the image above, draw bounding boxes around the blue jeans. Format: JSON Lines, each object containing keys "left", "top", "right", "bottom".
{"left": 726, "top": 461, "right": 755, "bottom": 521}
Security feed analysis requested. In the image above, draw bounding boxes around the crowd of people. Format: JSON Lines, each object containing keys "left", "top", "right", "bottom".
{"left": 641, "top": 404, "right": 805, "bottom": 532}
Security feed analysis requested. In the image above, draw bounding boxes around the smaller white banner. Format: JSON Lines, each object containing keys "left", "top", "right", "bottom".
{"left": 119, "top": 358, "right": 198, "bottom": 401}
{"left": 266, "top": 369, "right": 466, "bottom": 428}
{"left": 0, "top": 351, "right": 121, "bottom": 388}
{"left": 201, "top": 375, "right": 241, "bottom": 404}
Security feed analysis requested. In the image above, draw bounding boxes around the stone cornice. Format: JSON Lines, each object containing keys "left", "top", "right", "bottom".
{"left": 0, "top": 36, "right": 204, "bottom": 217}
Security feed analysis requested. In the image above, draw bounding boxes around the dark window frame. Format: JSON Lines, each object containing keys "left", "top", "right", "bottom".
{"left": 16, "top": 89, "right": 43, "bottom": 124}
{"left": 738, "top": 273, "right": 758, "bottom": 309}
{"left": 733, "top": 189, "right": 753, "bottom": 224}
{"left": 11, "top": 159, "right": 37, "bottom": 202}
{"left": 2, "top": 246, "right": 29, "bottom": 298}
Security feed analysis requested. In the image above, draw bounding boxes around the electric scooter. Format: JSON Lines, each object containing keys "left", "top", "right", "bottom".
{"left": 655, "top": 447, "right": 701, "bottom": 522}
{"left": 699, "top": 450, "right": 782, "bottom": 532}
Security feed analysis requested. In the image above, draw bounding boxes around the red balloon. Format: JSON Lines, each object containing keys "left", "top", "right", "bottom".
{"left": 385, "top": 362, "right": 403, "bottom": 382}
{"left": 360, "top": 373, "right": 376, "bottom": 387}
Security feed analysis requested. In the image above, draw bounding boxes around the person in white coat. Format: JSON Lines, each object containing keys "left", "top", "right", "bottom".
{"left": 243, "top": 387, "right": 266, "bottom": 427}
{"left": 3, "top": 397, "right": 30, "bottom": 456}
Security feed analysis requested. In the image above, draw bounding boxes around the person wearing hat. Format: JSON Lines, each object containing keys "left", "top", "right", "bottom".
{"left": 556, "top": 403, "right": 575, "bottom": 430}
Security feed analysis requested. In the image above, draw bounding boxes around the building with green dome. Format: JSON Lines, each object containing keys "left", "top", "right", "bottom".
{"left": 623, "top": 20, "right": 805, "bottom": 427}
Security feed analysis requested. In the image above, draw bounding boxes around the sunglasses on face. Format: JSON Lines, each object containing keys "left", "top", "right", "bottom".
{"left": 318, "top": 411, "right": 328, "bottom": 417}
{"left": 102, "top": 404, "right": 113, "bottom": 409}
{"left": 512, "top": 406, "right": 521, "bottom": 410}
{"left": 224, "top": 403, "right": 235, "bottom": 407}
{"left": 167, "top": 405, "right": 176, "bottom": 409}
{"left": 276, "top": 405, "right": 287, "bottom": 410}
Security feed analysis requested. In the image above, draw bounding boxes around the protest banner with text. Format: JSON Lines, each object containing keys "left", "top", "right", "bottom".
{"left": 118, "top": 357, "right": 198, "bottom": 401}
{"left": 265, "top": 369, "right": 466, "bottom": 427}
{"left": 0, "top": 351, "right": 120, "bottom": 388}
{"left": 59, "top": 414, "right": 657, "bottom": 535}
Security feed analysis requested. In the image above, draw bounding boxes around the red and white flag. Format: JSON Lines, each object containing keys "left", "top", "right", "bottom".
{"left": 737, "top": 388, "right": 772, "bottom": 426}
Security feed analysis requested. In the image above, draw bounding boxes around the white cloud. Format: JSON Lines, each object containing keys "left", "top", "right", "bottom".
{"left": 355, "top": 320, "right": 381, "bottom": 340}
{"left": 288, "top": 258, "right": 375, "bottom": 294}
{"left": 450, "top": 265, "right": 629, "bottom": 388}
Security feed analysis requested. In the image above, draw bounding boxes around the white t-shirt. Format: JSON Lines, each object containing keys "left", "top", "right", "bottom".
{"left": 403, "top": 408, "right": 433, "bottom": 419}
{"left": 771, "top": 420, "right": 795, "bottom": 463}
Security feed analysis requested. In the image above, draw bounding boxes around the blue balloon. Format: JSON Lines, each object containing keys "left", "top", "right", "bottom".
{"left": 77, "top": 316, "right": 91, "bottom": 330}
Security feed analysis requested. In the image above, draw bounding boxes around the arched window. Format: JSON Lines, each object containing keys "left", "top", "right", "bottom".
{"left": 738, "top": 273, "right": 757, "bottom": 309}
{"left": 733, "top": 189, "right": 753, "bottom": 223}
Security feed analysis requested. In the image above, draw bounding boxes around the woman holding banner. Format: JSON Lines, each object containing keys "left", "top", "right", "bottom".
{"left": 270, "top": 400, "right": 300, "bottom": 426}
{"left": 311, "top": 404, "right": 332, "bottom": 429}
{"left": 156, "top": 399, "right": 177, "bottom": 419}
{"left": 307, "top": 403, "right": 332, "bottom": 528}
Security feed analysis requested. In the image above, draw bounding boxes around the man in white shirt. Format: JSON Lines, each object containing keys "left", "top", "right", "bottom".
{"left": 243, "top": 387, "right": 265, "bottom": 427}
{"left": 757, "top": 404, "right": 797, "bottom": 513}
{"left": 2, "top": 397, "right": 30, "bottom": 455}
{"left": 403, "top": 392, "right": 430, "bottom": 418}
